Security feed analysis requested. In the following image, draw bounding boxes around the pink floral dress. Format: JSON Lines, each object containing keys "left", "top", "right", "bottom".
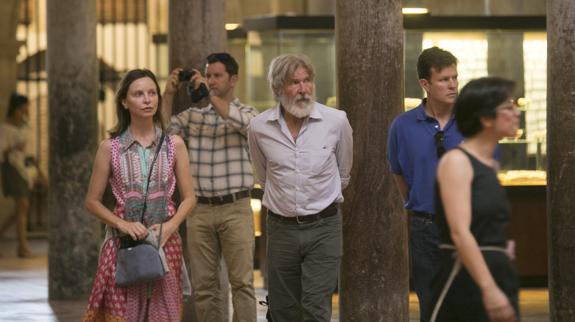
{"left": 84, "top": 130, "right": 184, "bottom": 322}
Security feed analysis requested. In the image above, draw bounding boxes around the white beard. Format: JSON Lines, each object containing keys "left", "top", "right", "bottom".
{"left": 280, "top": 93, "right": 315, "bottom": 119}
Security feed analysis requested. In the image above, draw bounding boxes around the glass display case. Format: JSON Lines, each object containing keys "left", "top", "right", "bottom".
{"left": 244, "top": 15, "right": 548, "bottom": 186}
{"left": 245, "top": 29, "right": 336, "bottom": 111}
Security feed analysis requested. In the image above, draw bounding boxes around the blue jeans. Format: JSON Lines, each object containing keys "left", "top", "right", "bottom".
{"left": 409, "top": 214, "right": 440, "bottom": 322}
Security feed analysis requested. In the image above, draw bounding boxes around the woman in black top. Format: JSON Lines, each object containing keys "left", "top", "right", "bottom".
{"left": 428, "top": 77, "right": 520, "bottom": 322}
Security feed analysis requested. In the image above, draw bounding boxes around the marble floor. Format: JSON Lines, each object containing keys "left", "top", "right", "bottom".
{"left": 0, "top": 238, "right": 549, "bottom": 321}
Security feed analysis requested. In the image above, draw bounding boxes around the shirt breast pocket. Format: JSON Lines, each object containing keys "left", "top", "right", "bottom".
{"left": 302, "top": 146, "right": 334, "bottom": 177}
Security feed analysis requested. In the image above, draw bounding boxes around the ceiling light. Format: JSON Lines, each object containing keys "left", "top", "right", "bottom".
{"left": 225, "top": 23, "right": 240, "bottom": 31}
{"left": 402, "top": 7, "right": 429, "bottom": 15}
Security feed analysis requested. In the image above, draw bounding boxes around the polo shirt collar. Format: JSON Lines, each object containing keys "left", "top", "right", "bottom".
{"left": 416, "top": 98, "right": 456, "bottom": 123}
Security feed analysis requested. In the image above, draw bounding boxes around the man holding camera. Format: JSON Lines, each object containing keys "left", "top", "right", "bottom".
{"left": 163, "top": 52, "right": 258, "bottom": 322}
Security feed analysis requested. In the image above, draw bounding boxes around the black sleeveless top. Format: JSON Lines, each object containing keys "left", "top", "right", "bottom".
{"left": 435, "top": 147, "right": 511, "bottom": 247}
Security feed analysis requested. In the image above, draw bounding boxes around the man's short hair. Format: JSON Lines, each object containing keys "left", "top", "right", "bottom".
{"left": 206, "top": 52, "right": 239, "bottom": 76}
{"left": 417, "top": 47, "right": 458, "bottom": 81}
{"left": 267, "top": 53, "right": 315, "bottom": 102}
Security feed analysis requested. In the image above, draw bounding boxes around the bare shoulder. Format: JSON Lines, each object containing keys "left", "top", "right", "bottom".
{"left": 169, "top": 134, "right": 185, "bottom": 149}
{"left": 98, "top": 138, "right": 113, "bottom": 154}
{"left": 437, "top": 148, "right": 473, "bottom": 179}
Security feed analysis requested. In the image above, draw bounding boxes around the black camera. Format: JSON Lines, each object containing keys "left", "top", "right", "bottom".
{"left": 188, "top": 83, "right": 210, "bottom": 103}
{"left": 178, "top": 69, "right": 195, "bottom": 82}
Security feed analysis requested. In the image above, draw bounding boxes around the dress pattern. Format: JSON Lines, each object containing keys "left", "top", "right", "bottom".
{"left": 84, "top": 130, "right": 183, "bottom": 322}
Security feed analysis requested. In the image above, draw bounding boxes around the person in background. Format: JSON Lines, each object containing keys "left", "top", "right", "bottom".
{"left": 428, "top": 77, "right": 520, "bottom": 322}
{"left": 387, "top": 46, "right": 462, "bottom": 322}
{"left": 163, "top": 52, "right": 258, "bottom": 322}
{"left": 0, "top": 93, "right": 39, "bottom": 258}
{"left": 83, "top": 69, "right": 196, "bottom": 321}
{"left": 248, "top": 53, "right": 353, "bottom": 322}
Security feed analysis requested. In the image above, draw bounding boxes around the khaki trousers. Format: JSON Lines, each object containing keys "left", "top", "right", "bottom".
{"left": 187, "top": 197, "right": 256, "bottom": 322}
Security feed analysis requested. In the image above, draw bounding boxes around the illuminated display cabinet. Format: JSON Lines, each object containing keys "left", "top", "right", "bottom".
{"left": 243, "top": 15, "right": 548, "bottom": 283}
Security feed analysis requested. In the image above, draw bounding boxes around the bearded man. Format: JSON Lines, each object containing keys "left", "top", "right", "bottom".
{"left": 247, "top": 53, "right": 353, "bottom": 322}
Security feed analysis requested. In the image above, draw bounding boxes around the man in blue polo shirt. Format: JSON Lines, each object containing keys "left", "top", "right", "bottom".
{"left": 387, "top": 47, "right": 463, "bottom": 322}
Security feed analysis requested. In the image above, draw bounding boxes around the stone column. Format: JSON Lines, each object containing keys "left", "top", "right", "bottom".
{"left": 46, "top": 0, "right": 100, "bottom": 299}
{"left": 336, "top": 0, "right": 408, "bottom": 321}
{"left": 0, "top": 0, "right": 20, "bottom": 121}
{"left": 547, "top": 0, "right": 575, "bottom": 320}
{"left": 168, "top": 0, "right": 225, "bottom": 113}
{"left": 168, "top": 1, "right": 228, "bottom": 321}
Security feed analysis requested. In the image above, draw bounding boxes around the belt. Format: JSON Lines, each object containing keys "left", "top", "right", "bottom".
{"left": 410, "top": 211, "right": 434, "bottom": 220}
{"left": 430, "top": 244, "right": 508, "bottom": 322}
{"left": 197, "top": 190, "right": 251, "bottom": 205}
{"left": 268, "top": 203, "right": 338, "bottom": 224}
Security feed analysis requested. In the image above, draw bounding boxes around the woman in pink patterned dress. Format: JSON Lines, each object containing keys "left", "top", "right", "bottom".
{"left": 83, "top": 69, "right": 196, "bottom": 321}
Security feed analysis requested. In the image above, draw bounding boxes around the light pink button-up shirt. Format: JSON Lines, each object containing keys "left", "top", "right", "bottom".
{"left": 248, "top": 102, "right": 353, "bottom": 217}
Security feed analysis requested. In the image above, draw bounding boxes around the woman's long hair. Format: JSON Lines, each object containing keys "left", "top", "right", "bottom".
{"left": 109, "top": 69, "right": 164, "bottom": 137}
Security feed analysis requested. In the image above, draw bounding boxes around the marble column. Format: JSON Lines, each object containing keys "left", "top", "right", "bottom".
{"left": 168, "top": 1, "right": 228, "bottom": 321}
{"left": 547, "top": 0, "right": 575, "bottom": 320}
{"left": 46, "top": 0, "right": 100, "bottom": 299}
{"left": 0, "top": 0, "right": 20, "bottom": 121}
{"left": 336, "top": 0, "right": 408, "bottom": 321}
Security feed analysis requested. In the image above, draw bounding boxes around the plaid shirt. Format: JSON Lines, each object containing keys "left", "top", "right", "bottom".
{"left": 168, "top": 98, "right": 258, "bottom": 197}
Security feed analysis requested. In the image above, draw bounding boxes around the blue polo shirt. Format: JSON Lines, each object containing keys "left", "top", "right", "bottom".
{"left": 387, "top": 100, "right": 464, "bottom": 214}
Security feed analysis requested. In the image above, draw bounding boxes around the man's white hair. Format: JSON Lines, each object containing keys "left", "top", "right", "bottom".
{"left": 267, "top": 54, "right": 315, "bottom": 102}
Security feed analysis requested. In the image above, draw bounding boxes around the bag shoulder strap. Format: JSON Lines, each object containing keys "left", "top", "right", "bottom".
{"left": 139, "top": 133, "right": 165, "bottom": 223}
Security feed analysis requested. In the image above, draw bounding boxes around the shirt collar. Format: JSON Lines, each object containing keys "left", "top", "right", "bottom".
{"left": 119, "top": 126, "right": 162, "bottom": 151}
{"left": 416, "top": 98, "right": 455, "bottom": 123}
{"left": 206, "top": 97, "right": 241, "bottom": 111}
{"left": 415, "top": 98, "right": 429, "bottom": 121}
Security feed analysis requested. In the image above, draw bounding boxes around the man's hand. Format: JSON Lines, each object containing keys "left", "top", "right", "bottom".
{"left": 189, "top": 68, "right": 208, "bottom": 91}
{"left": 165, "top": 68, "right": 183, "bottom": 96}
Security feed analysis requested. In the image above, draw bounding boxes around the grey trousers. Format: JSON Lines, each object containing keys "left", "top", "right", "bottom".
{"left": 267, "top": 210, "right": 342, "bottom": 322}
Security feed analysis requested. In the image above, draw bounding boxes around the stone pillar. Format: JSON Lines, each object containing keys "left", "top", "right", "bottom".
{"left": 547, "top": 0, "right": 575, "bottom": 320}
{"left": 0, "top": 0, "right": 20, "bottom": 121}
{"left": 168, "top": 0, "right": 225, "bottom": 113}
{"left": 336, "top": 0, "right": 408, "bottom": 321}
{"left": 168, "top": 1, "right": 229, "bottom": 321}
{"left": 46, "top": 0, "right": 100, "bottom": 299}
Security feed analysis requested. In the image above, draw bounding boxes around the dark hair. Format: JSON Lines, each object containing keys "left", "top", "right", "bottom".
{"left": 109, "top": 69, "right": 164, "bottom": 138}
{"left": 417, "top": 47, "right": 458, "bottom": 80}
{"left": 455, "top": 77, "right": 515, "bottom": 138}
{"left": 206, "top": 52, "right": 239, "bottom": 76}
{"left": 7, "top": 93, "right": 29, "bottom": 118}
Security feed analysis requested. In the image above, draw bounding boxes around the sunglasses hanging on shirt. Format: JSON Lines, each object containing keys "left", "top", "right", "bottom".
{"left": 435, "top": 130, "right": 446, "bottom": 158}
